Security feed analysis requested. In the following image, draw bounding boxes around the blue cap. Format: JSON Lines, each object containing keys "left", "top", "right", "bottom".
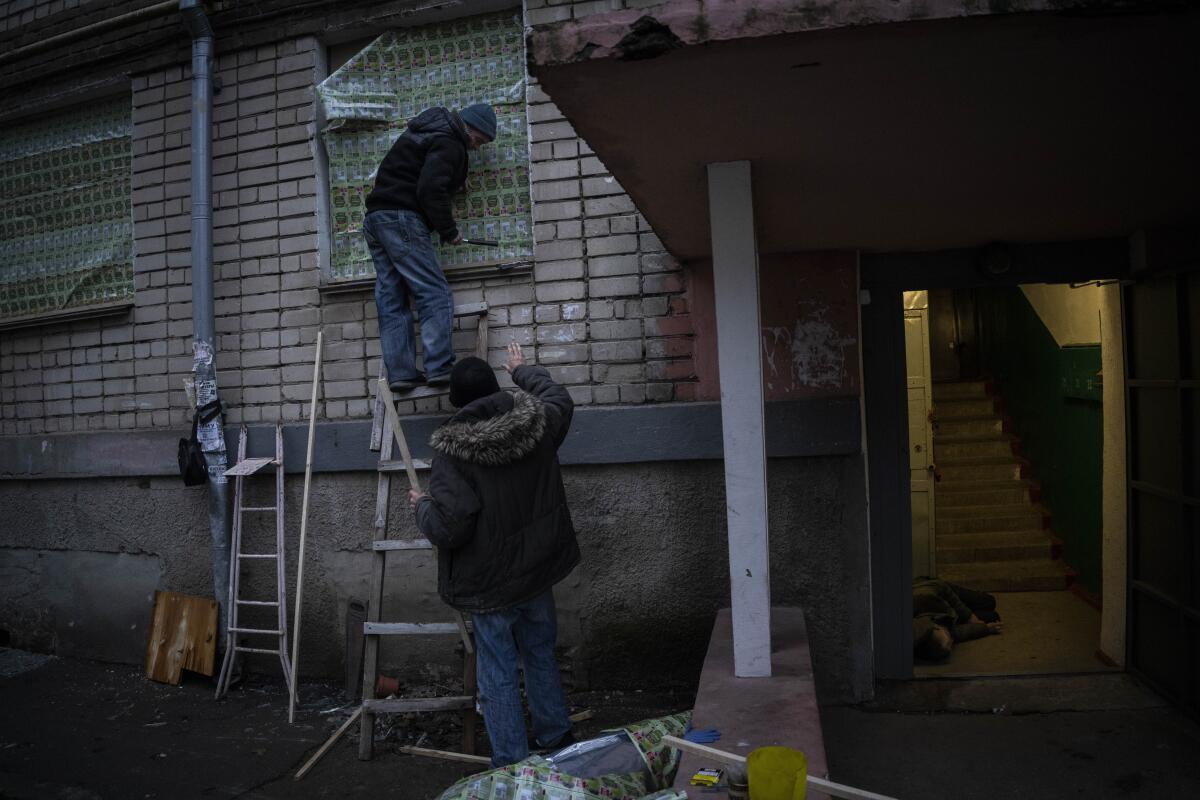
{"left": 459, "top": 103, "right": 497, "bottom": 141}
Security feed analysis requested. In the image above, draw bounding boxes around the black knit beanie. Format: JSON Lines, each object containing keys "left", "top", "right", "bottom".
{"left": 448, "top": 357, "right": 500, "bottom": 408}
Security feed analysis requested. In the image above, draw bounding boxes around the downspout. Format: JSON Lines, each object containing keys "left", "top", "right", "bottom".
{"left": 181, "top": 0, "right": 232, "bottom": 644}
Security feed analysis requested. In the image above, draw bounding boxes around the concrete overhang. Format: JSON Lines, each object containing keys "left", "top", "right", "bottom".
{"left": 528, "top": 2, "right": 1199, "bottom": 260}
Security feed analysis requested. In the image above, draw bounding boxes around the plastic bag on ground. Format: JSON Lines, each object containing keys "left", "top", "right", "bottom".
{"left": 436, "top": 711, "right": 691, "bottom": 800}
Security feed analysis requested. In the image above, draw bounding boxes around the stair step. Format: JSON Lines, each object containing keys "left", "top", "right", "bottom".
{"left": 938, "top": 502, "right": 1042, "bottom": 518}
{"left": 935, "top": 438, "right": 1016, "bottom": 460}
{"left": 937, "top": 457, "right": 1025, "bottom": 482}
{"left": 935, "top": 417, "right": 1005, "bottom": 438}
{"left": 932, "top": 380, "right": 991, "bottom": 400}
{"left": 937, "top": 559, "right": 1076, "bottom": 592}
{"left": 937, "top": 486, "right": 1035, "bottom": 507}
{"left": 934, "top": 398, "right": 997, "bottom": 418}
{"left": 936, "top": 507, "right": 1047, "bottom": 535}
{"left": 936, "top": 530, "right": 1058, "bottom": 563}
{"left": 933, "top": 433, "right": 1013, "bottom": 444}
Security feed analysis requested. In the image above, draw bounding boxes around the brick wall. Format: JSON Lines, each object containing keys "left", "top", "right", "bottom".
{"left": 0, "top": 20, "right": 697, "bottom": 436}
{"left": 525, "top": 78, "right": 693, "bottom": 405}
{"left": 525, "top": 0, "right": 664, "bottom": 26}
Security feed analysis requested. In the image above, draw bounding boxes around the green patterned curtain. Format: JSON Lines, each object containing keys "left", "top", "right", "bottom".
{"left": 316, "top": 10, "right": 531, "bottom": 282}
{"left": 0, "top": 97, "right": 133, "bottom": 321}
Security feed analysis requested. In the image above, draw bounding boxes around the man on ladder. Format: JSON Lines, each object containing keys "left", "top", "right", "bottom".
{"left": 364, "top": 103, "right": 497, "bottom": 393}
{"left": 409, "top": 342, "right": 579, "bottom": 767}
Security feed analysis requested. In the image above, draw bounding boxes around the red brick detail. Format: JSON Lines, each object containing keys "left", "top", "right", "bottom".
{"left": 647, "top": 314, "right": 693, "bottom": 337}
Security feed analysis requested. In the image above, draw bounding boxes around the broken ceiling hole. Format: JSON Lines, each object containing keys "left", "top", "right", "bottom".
{"left": 615, "top": 16, "right": 683, "bottom": 61}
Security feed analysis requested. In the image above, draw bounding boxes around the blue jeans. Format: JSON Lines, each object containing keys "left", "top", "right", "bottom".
{"left": 363, "top": 209, "right": 455, "bottom": 384}
{"left": 472, "top": 590, "right": 572, "bottom": 767}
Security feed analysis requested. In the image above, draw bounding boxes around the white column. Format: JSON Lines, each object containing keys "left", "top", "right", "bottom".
{"left": 707, "top": 161, "right": 771, "bottom": 678}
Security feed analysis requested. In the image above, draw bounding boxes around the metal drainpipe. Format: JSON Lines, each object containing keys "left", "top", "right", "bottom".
{"left": 181, "top": 0, "right": 232, "bottom": 646}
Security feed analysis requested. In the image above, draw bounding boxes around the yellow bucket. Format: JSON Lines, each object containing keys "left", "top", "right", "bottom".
{"left": 747, "top": 746, "right": 807, "bottom": 800}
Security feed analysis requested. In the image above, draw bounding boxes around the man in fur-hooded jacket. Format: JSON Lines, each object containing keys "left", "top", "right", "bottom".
{"left": 408, "top": 342, "right": 580, "bottom": 767}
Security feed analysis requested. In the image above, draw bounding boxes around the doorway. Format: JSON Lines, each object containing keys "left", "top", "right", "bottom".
{"left": 862, "top": 241, "right": 1132, "bottom": 682}
{"left": 903, "top": 282, "right": 1118, "bottom": 677}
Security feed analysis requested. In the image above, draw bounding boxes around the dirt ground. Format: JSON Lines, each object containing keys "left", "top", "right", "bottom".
{"left": 0, "top": 650, "right": 691, "bottom": 799}
{"left": 4, "top": 650, "right": 1200, "bottom": 799}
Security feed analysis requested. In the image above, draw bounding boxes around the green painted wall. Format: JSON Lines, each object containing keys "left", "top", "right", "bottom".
{"left": 975, "top": 287, "right": 1104, "bottom": 595}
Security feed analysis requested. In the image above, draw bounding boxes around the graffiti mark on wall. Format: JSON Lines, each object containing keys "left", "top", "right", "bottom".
{"left": 763, "top": 302, "right": 856, "bottom": 392}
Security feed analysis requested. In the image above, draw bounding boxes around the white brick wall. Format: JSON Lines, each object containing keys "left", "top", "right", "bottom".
{"left": 525, "top": 0, "right": 663, "bottom": 26}
{"left": 0, "top": 33, "right": 697, "bottom": 436}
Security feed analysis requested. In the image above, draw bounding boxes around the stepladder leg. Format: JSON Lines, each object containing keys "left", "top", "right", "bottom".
{"left": 358, "top": 699, "right": 376, "bottom": 761}
{"left": 462, "top": 648, "right": 478, "bottom": 755}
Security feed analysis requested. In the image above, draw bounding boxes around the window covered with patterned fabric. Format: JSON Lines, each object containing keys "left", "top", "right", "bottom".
{"left": 316, "top": 10, "right": 531, "bottom": 282}
{"left": 0, "top": 97, "right": 133, "bottom": 324}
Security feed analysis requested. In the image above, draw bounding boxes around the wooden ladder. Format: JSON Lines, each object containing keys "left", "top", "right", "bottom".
{"left": 358, "top": 301, "right": 489, "bottom": 760}
{"left": 215, "top": 423, "right": 294, "bottom": 700}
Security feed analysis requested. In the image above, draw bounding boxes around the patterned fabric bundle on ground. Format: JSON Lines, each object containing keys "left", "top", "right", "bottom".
{"left": 437, "top": 712, "right": 692, "bottom": 800}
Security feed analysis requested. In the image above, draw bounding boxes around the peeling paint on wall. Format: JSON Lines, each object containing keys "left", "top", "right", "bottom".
{"left": 763, "top": 301, "right": 856, "bottom": 392}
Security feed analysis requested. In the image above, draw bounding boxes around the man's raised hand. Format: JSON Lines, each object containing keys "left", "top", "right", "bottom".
{"left": 503, "top": 341, "right": 526, "bottom": 373}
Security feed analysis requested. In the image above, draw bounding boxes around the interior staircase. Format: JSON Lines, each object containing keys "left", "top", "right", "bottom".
{"left": 932, "top": 379, "right": 1076, "bottom": 592}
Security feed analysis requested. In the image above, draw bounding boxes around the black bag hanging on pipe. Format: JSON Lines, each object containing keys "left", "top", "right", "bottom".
{"left": 179, "top": 399, "right": 222, "bottom": 486}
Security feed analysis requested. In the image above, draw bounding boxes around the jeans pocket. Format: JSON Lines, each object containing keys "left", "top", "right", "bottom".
{"left": 407, "top": 216, "right": 433, "bottom": 247}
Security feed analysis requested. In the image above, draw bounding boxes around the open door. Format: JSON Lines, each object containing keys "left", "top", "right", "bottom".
{"left": 904, "top": 290, "right": 938, "bottom": 579}
{"left": 1123, "top": 263, "right": 1199, "bottom": 716}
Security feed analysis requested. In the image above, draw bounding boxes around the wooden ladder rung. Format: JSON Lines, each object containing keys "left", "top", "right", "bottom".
{"left": 229, "top": 627, "right": 282, "bottom": 635}
{"left": 378, "top": 459, "right": 431, "bottom": 472}
{"left": 364, "top": 622, "right": 460, "bottom": 636}
{"left": 224, "top": 456, "right": 277, "bottom": 476}
{"left": 373, "top": 539, "right": 434, "bottom": 551}
{"left": 452, "top": 301, "right": 488, "bottom": 318}
{"left": 365, "top": 696, "right": 474, "bottom": 714}
{"left": 386, "top": 385, "right": 450, "bottom": 401}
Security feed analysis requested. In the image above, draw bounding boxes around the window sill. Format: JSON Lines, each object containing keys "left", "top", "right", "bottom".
{"left": 319, "top": 259, "right": 533, "bottom": 297}
{"left": 0, "top": 300, "right": 134, "bottom": 332}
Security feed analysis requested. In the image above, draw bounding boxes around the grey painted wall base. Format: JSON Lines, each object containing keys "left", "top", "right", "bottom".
{"left": 0, "top": 549, "right": 162, "bottom": 663}
{"left": 0, "top": 397, "right": 860, "bottom": 479}
{"left": 0, "top": 455, "right": 873, "bottom": 703}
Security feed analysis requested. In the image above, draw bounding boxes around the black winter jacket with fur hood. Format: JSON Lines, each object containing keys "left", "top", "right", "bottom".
{"left": 416, "top": 365, "right": 580, "bottom": 613}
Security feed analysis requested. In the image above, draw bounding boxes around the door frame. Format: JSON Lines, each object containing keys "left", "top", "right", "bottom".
{"left": 1121, "top": 232, "right": 1200, "bottom": 713}
{"left": 861, "top": 239, "right": 1130, "bottom": 680}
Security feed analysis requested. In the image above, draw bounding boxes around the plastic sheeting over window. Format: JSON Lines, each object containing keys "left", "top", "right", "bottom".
{"left": 316, "top": 10, "right": 531, "bottom": 282}
{"left": 0, "top": 97, "right": 134, "bottom": 322}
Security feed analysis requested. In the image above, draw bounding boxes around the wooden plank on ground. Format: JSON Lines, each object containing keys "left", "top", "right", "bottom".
{"left": 144, "top": 591, "right": 218, "bottom": 684}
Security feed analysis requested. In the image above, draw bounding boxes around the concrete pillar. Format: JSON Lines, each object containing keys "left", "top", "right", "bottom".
{"left": 707, "top": 161, "right": 771, "bottom": 677}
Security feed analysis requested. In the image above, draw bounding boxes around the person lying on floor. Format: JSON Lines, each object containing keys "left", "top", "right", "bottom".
{"left": 912, "top": 578, "right": 1004, "bottom": 661}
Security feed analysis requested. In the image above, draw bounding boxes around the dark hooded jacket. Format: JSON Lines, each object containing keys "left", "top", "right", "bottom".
{"left": 365, "top": 106, "right": 469, "bottom": 242}
{"left": 415, "top": 365, "right": 580, "bottom": 613}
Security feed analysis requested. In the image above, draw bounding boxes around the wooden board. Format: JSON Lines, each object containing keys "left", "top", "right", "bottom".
{"left": 144, "top": 591, "right": 219, "bottom": 684}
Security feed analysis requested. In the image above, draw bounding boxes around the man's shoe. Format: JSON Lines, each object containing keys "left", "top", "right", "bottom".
{"left": 425, "top": 372, "right": 452, "bottom": 387}
{"left": 388, "top": 376, "right": 424, "bottom": 392}
{"left": 532, "top": 731, "right": 576, "bottom": 755}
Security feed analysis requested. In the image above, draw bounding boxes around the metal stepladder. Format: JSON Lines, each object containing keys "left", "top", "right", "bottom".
{"left": 215, "top": 423, "right": 294, "bottom": 699}
{"left": 358, "top": 301, "right": 489, "bottom": 760}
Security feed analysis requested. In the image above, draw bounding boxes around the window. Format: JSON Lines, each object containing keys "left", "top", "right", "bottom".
{"left": 0, "top": 96, "right": 133, "bottom": 324}
{"left": 316, "top": 10, "right": 531, "bottom": 283}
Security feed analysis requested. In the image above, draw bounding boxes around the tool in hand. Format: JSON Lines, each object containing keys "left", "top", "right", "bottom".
{"left": 459, "top": 238, "right": 498, "bottom": 247}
